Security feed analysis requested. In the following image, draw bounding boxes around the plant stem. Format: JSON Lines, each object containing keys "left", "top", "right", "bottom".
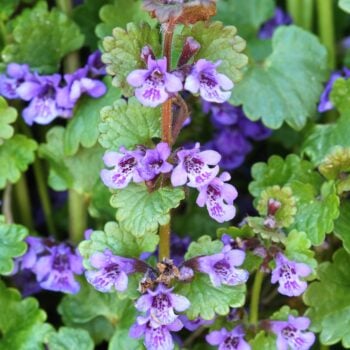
{"left": 158, "top": 22, "right": 176, "bottom": 261}
{"left": 249, "top": 270, "right": 265, "bottom": 326}
{"left": 316, "top": 0, "right": 336, "bottom": 69}
{"left": 301, "top": 0, "right": 314, "bottom": 31}
{"left": 68, "top": 190, "right": 88, "bottom": 244}
{"left": 287, "top": 0, "right": 301, "bottom": 26}
{"left": 32, "top": 159, "right": 57, "bottom": 236}
{"left": 320, "top": 345, "right": 330, "bottom": 350}
{"left": 159, "top": 221, "right": 171, "bottom": 260}
{"left": 14, "top": 175, "right": 34, "bottom": 229}
{"left": 3, "top": 183, "right": 13, "bottom": 224}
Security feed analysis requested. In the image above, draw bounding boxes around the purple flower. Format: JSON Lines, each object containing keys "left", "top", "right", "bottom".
{"left": 270, "top": 315, "right": 315, "bottom": 350}
{"left": 100, "top": 147, "right": 144, "bottom": 189}
{"left": 238, "top": 117, "right": 272, "bottom": 141}
{"left": 0, "top": 63, "right": 31, "bottom": 99}
{"left": 171, "top": 143, "right": 221, "bottom": 188}
{"left": 196, "top": 172, "right": 238, "bottom": 223}
{"left": 86, "top": 51, "right": 106, "bottom": 76}
{"left": 130, "top": 315, "right": 183, "bottom": 350}
{"left": 127, "top": 56, "right": 182, "bottom": 107}
{"left": 85, "top": 249, "right": 137, "bottom": 293}
{"left": 318, "top": 69, "right": 350, "bottom": 113}
{"left": 17, "top": 73, "right": 70, "bottom": 125}
{"left": 135, "top": 283, "right": 190, "bottom": 325}
{"left": 57, "top": 66, "right": 106, "bottom": 109}
{"left": 33, "top": 243, "right": 83, "bottom": 294}
{"left": 203, "top": 101, "right": 242, "bottom": 126}
{"left": 137, "top": 142, "right": 173, "bottom": 181}
{"left": 209, "top": 128, "right": 252, "bottom": 170}
{"left": 206, "top": 326, "right": 251, "bottom": 350}
{"left": 185, "top": 59, "right": 233, "bottom": 103}
{"left": 271, "top": 253, "right": 312, "bottom": 297}
{"left": 170, "top": 234, "right": 191, "bottom": 266}
{"left": 179, "top": 315, "right": 214, "bottom": 331}
{"left": 259, "top": 7, "right": 292, "bottom": 39}
{"left": 197, "top": 245, "right": 248, "bottom": 287}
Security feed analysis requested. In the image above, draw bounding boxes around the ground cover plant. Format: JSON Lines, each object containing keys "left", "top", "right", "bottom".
{"left": 0, "top": 0, "right": 350, "bottom": 349}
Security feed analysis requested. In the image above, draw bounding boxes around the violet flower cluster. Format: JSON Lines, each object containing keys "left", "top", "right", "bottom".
{"left": 126, "top": 53, "right": 234, "bottom": 107}
{"left": 13, "top": 236, "right": 83, "bottom": 294}
{"left": 0, "top": 51, "right": 106, "bottom": 125}
{"left": 259, "top": 7, "right": 292, "bottom": 39}
{"left": 203, "top": 101, "right": 272, "bottom": 170}
{"left": 101, "top": 141, "right": 238, "bottom": 223}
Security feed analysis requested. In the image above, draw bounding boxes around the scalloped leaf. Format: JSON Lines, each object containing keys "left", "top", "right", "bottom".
{"left": 58, "top": 280, "right": 141, "bottom": 347}
{"left": 64, "top": 78, "right": 121, "bottom": 156}
{"left": 79, "top": 221, "right": 158, "bottom": 267}
{"left": 303, "top": 78, "right": 350, "bottom": 165}
{"left": 176, "top": 21, "right": 248, "bottom": 83}
{"left": 39, "top": 127, "right": 103, "bottom": 194}
{"left": 2, "top": 2, "right": 84, "bottom": 73}
{"left": 0, "top": 97, "right": 17, "bottom": 145}
{"left": 185, "top": 235, "right": 223, "bottom": 260}
{"left": 250, "top": 155, "right": 340, "bottom": 244}
{"left": 334, "top": 200, "right": 350, "bottom": 254}
{"left": 102, "top": 22, "right": 161, "bottom": 95}
{"left": 176, "top": 274, "right": 246, "bottom": 320}
{"left": 231, "top": 25, "right": 328, "bottom": 130}
{"left": 0, "top": 216, "right": 28, "bottom": 275}
{"left": 99, "top": 97, "right": 161, "bottom": 151}
{"left": 0, "top": 134, "right": 37, "bottom": 189}
{"left": 110, "top": 183, "right": 185, "bottom": 237}
{"left": 304, "top": 249, "right": 350, "bottom": 347}
{"left": 95, "top": 0, "right": 157, "bottom": 40}
{"left": 214, "top": 0, "right": 275, "bottom": 38}
{"left": 47, "top": 327, "right": 94, "bottom": 350}
{"left": 0, "top": 281, "right": 53, "bottom": 349}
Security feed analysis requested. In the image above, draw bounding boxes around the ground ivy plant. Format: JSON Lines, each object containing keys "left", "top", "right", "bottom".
{"left": 0, "top": 0, "right": 350, "bottom": 349}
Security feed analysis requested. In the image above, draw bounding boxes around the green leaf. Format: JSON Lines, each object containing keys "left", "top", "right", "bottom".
{"left": 0, "top": 216, "right": 28, "bottom": 275}
{"left": 110, "top": 183, "right": 185, "bottom": 237}
{"left": 2, "top": 2, "right": 84, "bottom": 73}
{"left": 231, "top": 25, "right": 328, "bottom": 130}
{"left": 39, "top": 127, "right": 104, "bottom": 194}
{"left": 79, "top": 221, "right": 158, "bottom": 267}
{"left": 58, "top": 280, "right": 138, "bottom": 346}
{"left": 96, "top": 0, "right": 157, "bottom": 40}
{"left": 102, "top": 22, "right": 161, "bottom": 95}
{"left": 177, "top": 274, "right": 246, "bottom": 320}
{"left": 214, "top": 0, "right": 275, "bottom": 39}
{"left": 47, "top": 327, "right": 94, "bottom": 350}
{"left": 64, "top": 78, "right": 121, "bottom": 156}
{"left": 249, "top": 155, "right": 340, "bottom": 244}
{"left": 99, "top": 97, "right": 161, "bottom": 151}
{"left": 0, "top": 97, "right": 17, "bottom": 145}
{"left": 290, "top": 181, "right": 339, "bottom": 245}
{"left": 334, "top": 200, "right": 350, "bottom": 254}
{"left": 304, "top": 249, "right": 350, "bottom": 347}
{"left": 0, "top": 134, "right": 37, "bottom": 189}
{"left": 302, "top": 79, "right": 350, "bottom": 165}
{"left": 109, "top": 329, "right": 144, "bottom": 350}
{"left": 176, "top": 21, "right": 248, "bottom": 83}
{"left": 0, "top": 0, "right": 20, "bottom": 21}
{"left": 284, "top": 230, "right": 317, "bottom": 269}
{"left": 185, "top": 235, "right": 223, "bottom": 260}
{"left": 0, "top": 281, "right": 53, "bottom": 350}
{"left": 250, "top": 331, "right": 276, "bottom": 350}
{"left": 339, "top": 0, "right": 350, "bottom": 13}
{"left": 72, "top": 0, "right": 108, "bottom": 50}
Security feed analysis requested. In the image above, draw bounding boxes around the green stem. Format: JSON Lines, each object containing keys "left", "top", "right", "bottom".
{"left": 3, "top": 183, "right": 13, "bottom": 224}
{"left": 316, "top": 0, "right": 336, "bottom": 69}
{"left": 287, "top": 0, "right": 301, "bottom": 26}
{"left": 68, "top": 190, "right": 88, "bottom": 244}
{"left": 301, "top": 0, "right": 314, "bottom": 31}
{"left": 14, "top": 175, "right": 34, "bottom": 229}
{"left": 159, "top": 222, "right": 171, "bottom": 260}
{"left": 320, "top": 345, "right": 330, "bottom": 350}
{"left": 0, "top": 20, "right": 6, "bottom": 47}
{"left": 249, "top": 270, "right": 265, "bottom": 326}
{"left": 32, "top": 159, "right": 57, "bottom": 236}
